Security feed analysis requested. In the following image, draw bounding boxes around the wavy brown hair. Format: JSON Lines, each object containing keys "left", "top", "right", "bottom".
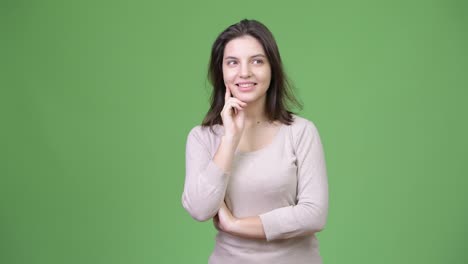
{"left": 201, "top": 19, "right": 302, "bottom": 130}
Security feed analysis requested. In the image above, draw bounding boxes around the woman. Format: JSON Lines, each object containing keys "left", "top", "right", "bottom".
{"left": 182, "top": 19, "right": 329, "bottom": 264}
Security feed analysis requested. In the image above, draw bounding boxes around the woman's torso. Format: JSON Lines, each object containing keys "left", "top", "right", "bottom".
{"left": 205, "top": 115, "right": 323, "bottom": 264}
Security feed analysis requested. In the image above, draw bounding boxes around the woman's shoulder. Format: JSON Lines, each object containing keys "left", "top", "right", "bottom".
{"left": 289, "top": 114, "right": 319, "bottom": 131}
{"left": 288, "top": 114, "right": 321, "bottom": 143}
{"left": 187, "top": 124, "right": 224, "bottom": 143}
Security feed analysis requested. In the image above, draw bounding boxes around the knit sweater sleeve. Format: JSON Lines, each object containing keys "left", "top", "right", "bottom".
{"left": 182, "top": 126, "right": 230, "bottom": 222}
{"left": 259, "top": 120, "right": 329, "bottom": 241}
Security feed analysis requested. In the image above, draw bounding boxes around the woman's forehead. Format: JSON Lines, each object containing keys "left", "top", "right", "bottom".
{"left": 224, "top": 36, "right": 266, "bottom": 58}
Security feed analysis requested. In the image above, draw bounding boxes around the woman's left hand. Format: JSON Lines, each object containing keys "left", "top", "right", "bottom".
{"left": 213, "top": 201, "right": 267, "bottom": 239}
{"left": 213, "top": 201, "right": 237, "bottom": 233}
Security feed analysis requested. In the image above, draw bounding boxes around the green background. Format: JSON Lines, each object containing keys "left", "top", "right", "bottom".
{"left": 2, "top": 0, "right": 467, "bottom": 263}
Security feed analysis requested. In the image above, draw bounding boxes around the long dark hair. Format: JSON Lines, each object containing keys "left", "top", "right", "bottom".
{"left": 202, "top": 19, "right": 302, "bottom": 129}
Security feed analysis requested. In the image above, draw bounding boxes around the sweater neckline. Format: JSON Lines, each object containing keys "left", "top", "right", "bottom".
{"left": 234, "top": 123, "right": 285, "bottom": 156}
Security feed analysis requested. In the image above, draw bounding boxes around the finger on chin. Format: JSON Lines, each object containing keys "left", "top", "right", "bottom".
{"left": 224, "top": 85, "right": 231, "bottom": 100}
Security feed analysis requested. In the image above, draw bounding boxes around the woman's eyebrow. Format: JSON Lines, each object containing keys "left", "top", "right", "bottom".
{"left": 224, "top": 54, "right": 266, "bottom": 60}
{"left": 251, "top": 54, "right": 266, "bottom": 58}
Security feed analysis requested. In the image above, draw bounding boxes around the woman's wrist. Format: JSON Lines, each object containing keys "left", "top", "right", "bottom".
{"left": 221, "top": 135, "right": 240, "bottom": 151}
{"left": 224, "top": 216, "right": 266, "bottom": 240}
{"left": 227, "top": 216, "right": 240, "bottom": 233}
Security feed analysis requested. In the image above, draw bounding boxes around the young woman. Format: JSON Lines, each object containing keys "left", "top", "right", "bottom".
{"left": 182, "top": 19, "right": 329, "bottom": 264}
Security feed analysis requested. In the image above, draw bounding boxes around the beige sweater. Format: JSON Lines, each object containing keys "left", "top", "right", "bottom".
{"left": 182, "top": 114, "right": 329, "bottom": 264}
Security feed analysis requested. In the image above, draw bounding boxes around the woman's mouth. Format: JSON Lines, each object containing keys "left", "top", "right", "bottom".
{"left": 236, "top": 82, "right": 257, "bottom": 92}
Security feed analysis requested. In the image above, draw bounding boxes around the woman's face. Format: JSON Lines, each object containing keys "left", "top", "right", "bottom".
{"left": 222, "top": 35, "right": 272, "bottom": 104}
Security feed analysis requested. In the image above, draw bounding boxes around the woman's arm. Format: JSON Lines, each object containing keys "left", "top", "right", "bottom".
{"left": 182, "top": 127, "right": 241, "bottom": 222}
{"left": 258, "top": 120, "right": 328, "bottom": 241}
{"left": 182, "top": 86, "right": 246, "bottom": 222}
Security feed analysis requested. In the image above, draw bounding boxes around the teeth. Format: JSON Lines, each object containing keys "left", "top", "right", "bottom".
{"left": 238, "top": 83, "right": 255, "bottom": 88}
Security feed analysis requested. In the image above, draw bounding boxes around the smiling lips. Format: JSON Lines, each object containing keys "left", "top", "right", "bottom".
{"left": 236, "top": 82, "right": 257, "bottom": 92}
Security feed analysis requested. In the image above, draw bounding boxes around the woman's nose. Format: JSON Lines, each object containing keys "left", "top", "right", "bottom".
{"left": 239, "top": 63, "right": 252, "bottom": 78}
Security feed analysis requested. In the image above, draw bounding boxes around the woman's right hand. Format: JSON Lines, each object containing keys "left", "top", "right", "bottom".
{"left": 220, "top": 85, "right": 247, "bottom": 140}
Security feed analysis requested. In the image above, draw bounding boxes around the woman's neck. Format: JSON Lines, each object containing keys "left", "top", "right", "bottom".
{"left": 242, "top": 97, "right": 270, "bottom": 128}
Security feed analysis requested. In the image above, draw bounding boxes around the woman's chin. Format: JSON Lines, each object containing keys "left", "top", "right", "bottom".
{"left": 235, "top": 96, "right": 255, "bottom": 104}
{"left": 233, "top": 93, "right": 262, "bottom": 103}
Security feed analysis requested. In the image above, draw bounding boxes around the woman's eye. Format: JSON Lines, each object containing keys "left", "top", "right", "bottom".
{"left": 253, "top": 59, "right": 264, "bottom": 64}
{"left": 227, "top": 60, "right": 237, "bottom": 66}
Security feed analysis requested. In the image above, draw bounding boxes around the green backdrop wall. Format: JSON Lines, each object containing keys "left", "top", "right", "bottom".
{"left": 2, "top": 0, "right": 467, "bottom": 263}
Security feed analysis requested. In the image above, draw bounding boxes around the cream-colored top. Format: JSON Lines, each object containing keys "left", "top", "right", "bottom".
{"left": 182, "top": 114, "right": 329, "bottom": 264}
